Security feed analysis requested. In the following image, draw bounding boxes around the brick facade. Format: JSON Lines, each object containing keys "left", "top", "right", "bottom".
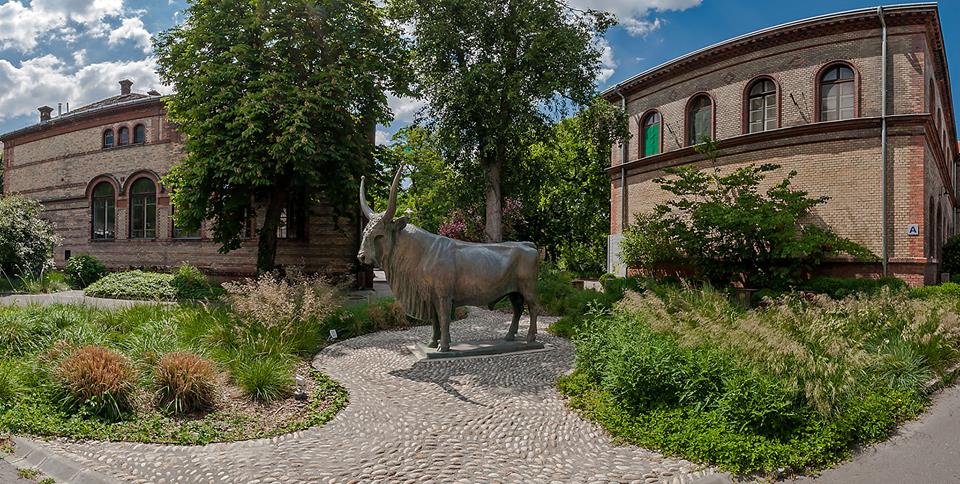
{"left": 606, "top": 5, "right": 957, "bottom": 286}
{"left": 1, "top": 83, "right": 362, "bottom": 280}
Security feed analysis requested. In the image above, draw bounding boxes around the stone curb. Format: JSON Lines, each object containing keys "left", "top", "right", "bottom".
{"left": 9, "top": 437, "right": 119, "bottom": 484}
{"left": 689, "top": 473, "right": 734, "bottom": 484}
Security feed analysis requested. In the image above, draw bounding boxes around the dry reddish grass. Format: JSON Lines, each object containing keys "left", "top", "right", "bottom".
{"left": 155, "top": 352, "right": 218, "bottom": 414}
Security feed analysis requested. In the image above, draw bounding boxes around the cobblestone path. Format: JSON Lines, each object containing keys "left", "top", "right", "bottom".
{"left": 27, "top": 309, "right": 717, "bottom": 483}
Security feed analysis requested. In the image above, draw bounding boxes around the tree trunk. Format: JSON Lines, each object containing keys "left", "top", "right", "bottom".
{"left": 256, "top": 179, "right": 290, "bottom": 275}
{"left": 483, "top": 159, "right": 503, "bottom": 243}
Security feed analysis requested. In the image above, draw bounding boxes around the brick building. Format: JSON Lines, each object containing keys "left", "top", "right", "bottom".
{"left": 0, "top": 80, "right": 361, "bottom": 279}
{"left": 605, "top": 3, "right": 957, "bottom": 286}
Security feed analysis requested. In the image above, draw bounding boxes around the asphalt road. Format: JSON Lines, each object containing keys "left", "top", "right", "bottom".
{"left": 791, "top": 382, "right": 960, "bottom": 484}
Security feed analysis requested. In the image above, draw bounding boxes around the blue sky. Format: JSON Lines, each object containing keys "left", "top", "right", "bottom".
{"left": 0, "top": 1, "right": 958, "bottom": 141}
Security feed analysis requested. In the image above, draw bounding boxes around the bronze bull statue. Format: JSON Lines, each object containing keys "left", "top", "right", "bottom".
{"left": 358, "top": 166, "right": 540, "bottom": 352}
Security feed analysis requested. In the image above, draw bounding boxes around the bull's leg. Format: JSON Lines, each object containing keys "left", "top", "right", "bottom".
{"left": 428, "top": 317, "right": 441, "bottom": 348}
{"left": 524, "top": 292, "right": 539, "bottom": 344}
{"left": 437, "top": 299, "right": 453, "bottom": 352}
{"left": 505, "top": 293, "right": 524, "bottom": 341}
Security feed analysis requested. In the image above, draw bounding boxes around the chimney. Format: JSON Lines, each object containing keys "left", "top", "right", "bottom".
{"left": 57, "top": 102, "right": 62, "bottom": 116}
{"left": 119, "top": 79, "right": 133, "bottom": 95}
{"left": 38, "top": 106, "right": 53, "bottom": 122}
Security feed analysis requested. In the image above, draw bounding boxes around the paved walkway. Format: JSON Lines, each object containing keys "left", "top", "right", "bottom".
{"left": 17, "top": 309, "right": 718, "bottom": 484}
{"left": 0, "top": 290, "right": 169, "bottom": 309}
{"left": 790, "top": 380, "right": 960, "bottom": 484}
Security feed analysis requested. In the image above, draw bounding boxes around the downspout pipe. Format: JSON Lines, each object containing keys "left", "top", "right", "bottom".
{"left": 879, "top": 6, "right": 889, "bottom": 277}
{"left": 616, "top": 86, "right": 628, "bottom": 235}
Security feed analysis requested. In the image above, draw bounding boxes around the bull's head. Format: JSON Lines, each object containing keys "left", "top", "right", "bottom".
{"left": 358, "top": 165, "right": 406, "bottom": 267}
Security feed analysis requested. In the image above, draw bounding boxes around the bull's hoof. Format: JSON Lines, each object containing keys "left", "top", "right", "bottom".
{"left": 526, "top": 333, "right": 537, "bottom": 343}
{"left": 426, "top": 340, "right": 439, "bottom": 348}
{"left": 504, "top": 333, "right": 516, "bottom": 342}
{"left": 438, "top": 345, "right": 450, "bottom": 353}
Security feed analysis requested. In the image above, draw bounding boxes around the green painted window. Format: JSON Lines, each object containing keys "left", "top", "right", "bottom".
{"left": 642, "top": 112, "right": 660, "bottom": 157}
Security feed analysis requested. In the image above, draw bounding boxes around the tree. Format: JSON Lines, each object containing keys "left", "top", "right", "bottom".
{"left": 155, "top": 0, "right": 411, "bottom": 273}
{"left": 515, "top": 98, "right": 627, "bottom": 275}
{"left": 0, "top": 195, "right": 60, "bottom": 278}
{"left": 389, "top": 0, "right": 614, "bottom": 242}
{"left": 620, "top": 140, "right": 875, "bottom": 288}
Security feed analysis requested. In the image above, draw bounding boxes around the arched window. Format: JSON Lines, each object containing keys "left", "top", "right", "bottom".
{"left": 118, "top": 126, "right": 130, "bottom": 145}
{"left": 747, "top": 78, "right": 777, "bottom": 133}
{"left": 91, "top": 182, "right": 115, "bottom": 240}
{"left": 687, "top": 95, "right": 713, "bottom": 145}
{"left": 103, "top": 129, "right": 114, "bottom": 148}
{"left": 134, "top": 124, "right": 146, "bottom": 144}
{"left": 129, "top": 178, "right": 157, "bottom": 239}
{"left": 929, "top": 78, "right": 936, "bottom": 113}
{"left": 819, "top": 64, "right": 855, "bottom": 121}
{"left": 640, "top": 111, "right": 661, "bottom": 157}
{"left": 929, "top": 197, "right": 935, "bottom": 259}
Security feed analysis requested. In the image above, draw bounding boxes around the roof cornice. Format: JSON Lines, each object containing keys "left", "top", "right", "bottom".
{"left": 601, "top": 3, "right": 940, "bottom": 100}
{"left": 0, "top": 96, "right": 166, "bottom": 142}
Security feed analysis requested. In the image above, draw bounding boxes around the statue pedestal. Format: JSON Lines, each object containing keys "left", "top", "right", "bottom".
{"left": 410, "top": 339, "right": 547, "bottom": 360}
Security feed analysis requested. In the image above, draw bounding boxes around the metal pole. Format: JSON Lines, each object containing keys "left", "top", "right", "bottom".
{"left": 879, "top": 6, "right": 889, "bottom": 277}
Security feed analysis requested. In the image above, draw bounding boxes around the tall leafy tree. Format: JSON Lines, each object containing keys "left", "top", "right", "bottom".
{"left": 155, "top": 0, "right": 411, "bottom": 273}
{"left": 516, "top": 98, "right": 627, "bottom": 275}
{"left": 390, "top": 0, "right": 615, "bottom": 242}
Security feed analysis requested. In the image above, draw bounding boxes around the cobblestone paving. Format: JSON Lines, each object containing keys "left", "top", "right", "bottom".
{"left": 30, "top": 309, "right": 717, "bottom": 483}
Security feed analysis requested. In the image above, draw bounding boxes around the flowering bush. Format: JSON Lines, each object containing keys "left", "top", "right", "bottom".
{"left": 0, "top": 195, "right": 61, "bottom": 278}
{"left": 438, "top": 197, "right": 524, "bottom": 242}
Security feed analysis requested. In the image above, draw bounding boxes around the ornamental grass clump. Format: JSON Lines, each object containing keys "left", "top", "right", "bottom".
{"left": 155, "top": 352, "right": 218, "bottom": 414}
{"left": 223, "top": 272, "right": 340, "bottom": 356}
{"left": 235, "top": 357, "right": 293, "bottom": 403}
{"left": 55, "top": 346, "right": 135, "bottom": 420}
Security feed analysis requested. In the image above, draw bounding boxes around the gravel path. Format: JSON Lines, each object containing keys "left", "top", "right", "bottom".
{"left": 23, "top": 308, "right": 717, "bottom": 483}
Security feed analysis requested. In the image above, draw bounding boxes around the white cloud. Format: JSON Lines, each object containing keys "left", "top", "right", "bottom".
{"left": 571, "top": 0, "right": 701, "bottom": 37}
{"left": 387, "top": 94, "right": 425, "bottom": 124}
{"left": 108, "top": 17, "right": 152, "bottom": 53}
{"left": 622, "top": 17, "right": 662, "bottom": 37}
{"left": 596, "top": 37, "right": 617, "bottom": 83}
{"left": 0, "top": 55, "right": 170, "bottom": 122}
{"left": 0, "top": 0, "right": 123, "bottom": 52}
{"left": 375, "top": 130, "right": 391, "bottom": 145}
{"left": 72, "top": 48, "right": 86, "bottom": 65}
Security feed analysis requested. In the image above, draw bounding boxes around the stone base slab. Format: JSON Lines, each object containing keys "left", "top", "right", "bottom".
{"left": 409, "top": 338, "right": 548, "bottom": 360}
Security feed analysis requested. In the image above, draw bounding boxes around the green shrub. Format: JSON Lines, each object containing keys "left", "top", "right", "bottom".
{"left": 155, "top": 352, "right": 218, "bottom": 414}
{"left": 84, "top": 271, "right": 177, "bottom": 301}
{"left": 234, "top": 357, "right": 293, "bottom": 403}
{"left": 619, "top": 146, "right": 875, "bottom": 288}
{"left": 800, "top": 277, "right": 907, "bottom": 299}
{"left": 55, "top": 346, "right": 135, "bottom": 420}
{"left": 170, "top": 264, "right": 222, "bottom": 300}
{"left": 561, "top": 286, "right": 959, "bottom": 474}
{"left": 944, "top": 235, "right": 960, "bottom": 275}
{"left": 911, "top": 282, "right": 960, "bottom": 299}
{"left": 65, "top": 255, "right": 108, "bottom": 289}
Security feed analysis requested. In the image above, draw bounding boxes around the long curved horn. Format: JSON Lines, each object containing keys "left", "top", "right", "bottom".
{"left": 383, "top": 164, "right": 405, "bottom": 222}
{"left": 359, "top": 176, "right": 375, "bottom": 219}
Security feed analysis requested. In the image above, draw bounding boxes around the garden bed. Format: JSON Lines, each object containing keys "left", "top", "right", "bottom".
{"left": 0, "top": 276, "right": 411, "bottom": 445}
{"left": 556, "top": 284, "right": 960, "bottom": 477}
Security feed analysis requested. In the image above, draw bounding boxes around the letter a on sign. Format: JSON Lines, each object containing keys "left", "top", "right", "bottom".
{"left": 907, "top": 224, "right": 920, "bottom": 236}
